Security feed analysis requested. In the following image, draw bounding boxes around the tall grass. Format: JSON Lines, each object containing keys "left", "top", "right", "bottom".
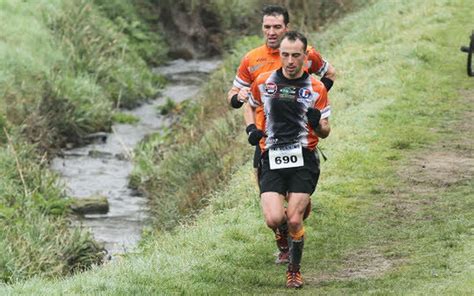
{"left": 1, "top": 0, "right": 165, "bottom": 149}
{"left": 0, "top": 0, "right": 167, "bottom": 283}
{"left": 0, "top": 134, "right": 104, "bottom": 283}
{"left": 47, "top": 0, "right": 163, "bottom": 109}
{"left": 92, "top": 0, "right": 168, "bottom": 66}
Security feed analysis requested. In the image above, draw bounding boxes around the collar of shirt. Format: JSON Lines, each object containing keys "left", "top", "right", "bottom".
{"left": 265, "top": 44, "right": 280, "bottom": 55}
{"left": 276, "top": 68, "right": 309, "bottom": 82}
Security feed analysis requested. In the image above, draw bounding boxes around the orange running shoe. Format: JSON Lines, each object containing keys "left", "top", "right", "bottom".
{"left": 286, "top": 265, "right": 304, "bottom": 289}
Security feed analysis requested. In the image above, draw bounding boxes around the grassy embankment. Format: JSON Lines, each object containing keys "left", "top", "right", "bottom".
{"left": 3, "top": 0, "right": 473, "bottom": 294}
{"left": 130, "top": 0, "right": 368, "bottom": 230}
{"left": 0, "top": 0, "right": 359, "bottom": 283}
{"left": 0, "top": 0, "right": 166, "bottom": 283}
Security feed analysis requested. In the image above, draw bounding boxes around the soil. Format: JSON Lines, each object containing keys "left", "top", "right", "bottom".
{"left": 153, "top": 3, "right": 227, "bottom": 59}
{"left": 306, "top": 247, "right": 396, "bottom": 285}
{"left": 402, "top": 89, "right": 473, "bottom": 191}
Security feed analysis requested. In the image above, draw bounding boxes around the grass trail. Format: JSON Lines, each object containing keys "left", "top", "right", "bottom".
{"left": 2, "top": 0, "right": 473, "bottom": 294}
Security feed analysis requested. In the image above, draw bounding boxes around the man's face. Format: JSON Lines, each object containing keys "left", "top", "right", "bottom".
{"left": 279, "top": 38, "right": 307, "bottom": 79}
{"left": 262, "top": 14, "right": 287, "bottom": 49}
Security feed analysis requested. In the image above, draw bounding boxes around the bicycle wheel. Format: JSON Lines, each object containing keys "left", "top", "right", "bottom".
{"left": 468, "top": 32, "right": 473, "bottom": 77}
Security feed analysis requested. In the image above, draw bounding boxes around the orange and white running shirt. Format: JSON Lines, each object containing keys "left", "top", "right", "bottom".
{"left": 249, "top": 69, "right": 330, "bottom": 152}
{"left": 233, "top": 44, "right": 329, "bottom": 90}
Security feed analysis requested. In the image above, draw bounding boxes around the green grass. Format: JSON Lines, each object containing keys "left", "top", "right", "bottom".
{"left": 92, "top": 0, "right": 168, "bottom": 66}
{"left": 0, "top": 0, "right": 166, "bottom": 149}
{"left": 111, "top": 112, "right": 139, "bottom": 124}
{"left": 2, "top": 0, "right": 473, "bottom": 294}
{"left": 0, "top": 133, "right": 104, "bottom": 284}
{"left": 0, "top": 0, "right": 167, "bottom": 284}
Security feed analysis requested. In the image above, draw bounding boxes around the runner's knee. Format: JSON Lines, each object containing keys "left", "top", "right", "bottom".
{"left": 287, "top": 219, "right": 303, "bottom": 232}
{"left": 264, "top": 212, "right": 286, "bottom": 229}
{"left": 287, "top": 212, "right": 304, "bottom": 232}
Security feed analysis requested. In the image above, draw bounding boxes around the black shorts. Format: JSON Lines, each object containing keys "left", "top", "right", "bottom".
{"left": 253, "top": 145, "right": 261, "bottom": 169}
{"left": 259, "top": 148, "right": 320, "bottom": 195}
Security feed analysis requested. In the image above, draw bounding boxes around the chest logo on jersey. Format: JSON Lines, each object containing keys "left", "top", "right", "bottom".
{"left": 298, "top": 87, "right": 311, "bottom": 99}
{"left": 277, "top": 86, "right": 298, "bottom": 100}
{"left": 265, "top": 82, "right": 278, "bottom": 94}
{"left": 280, "top": 86, "right": 297, "bottom": 96}
{"left": 280, "top": 87, "right": 296, "bottom": 95}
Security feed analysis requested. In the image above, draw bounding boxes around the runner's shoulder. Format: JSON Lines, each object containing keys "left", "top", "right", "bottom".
{"left": 255, "top": 70, "right": 275, "bottom": 85}
{"left": 244, "top": 45, "right": 271, "bottom": 60}
{"left": 309, "top": 75, "right": 327, "bottom": 93}
{"left": 307, "top": 45, "right": 323, "bottom": 58}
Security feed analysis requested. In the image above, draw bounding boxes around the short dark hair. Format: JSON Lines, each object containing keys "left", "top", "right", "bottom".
{"left": 262, "top": 4, "right": 289, "bottom": 25}
{"left": 281, "top": 31, "right": 308, "bottom": 52}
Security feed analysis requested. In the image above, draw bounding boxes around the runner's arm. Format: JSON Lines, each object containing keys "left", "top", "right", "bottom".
{"left": 247, "top": 77, "right": 263, "bottom": 127}
{"left": 307, "top": 48, "right": 336, "bottom": 90}
{"left": 227, "top": 86, "right": 250, "bottom": 107}
{"left": 313, "top": 118, "right": 330, "bottom": 139}
{"left": 227, "top": 55, "right": 252, "bottom": 107}
{"left": 312, "top": 79, "right": 331, "bottom": 138}
{"left": 323, "top": 63, "right": 336, "bottom": 81}
{"left": 243, "top": 102, "right": 255, "bottom": 126}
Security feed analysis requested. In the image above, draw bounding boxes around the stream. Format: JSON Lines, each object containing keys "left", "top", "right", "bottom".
{"left": 51, "top": 59, "right": 221, "bottom": 255}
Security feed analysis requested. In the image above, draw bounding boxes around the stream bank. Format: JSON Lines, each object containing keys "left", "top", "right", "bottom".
{"left": 51, "top": 59, "right": 221, "bottom": 255}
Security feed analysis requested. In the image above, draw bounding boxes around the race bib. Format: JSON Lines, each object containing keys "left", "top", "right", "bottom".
{"left": 269, "top": 143, "right": 304, "bottom": 170}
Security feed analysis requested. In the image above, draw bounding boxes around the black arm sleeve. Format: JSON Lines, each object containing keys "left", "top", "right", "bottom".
{"left": 230, "top": 94, "right": 244, "bottom": 109}
{"left": 320, "top": 76, "right": 334, "bottom": 91}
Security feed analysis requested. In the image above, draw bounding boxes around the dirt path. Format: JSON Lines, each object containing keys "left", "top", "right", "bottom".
{"left": 402, "top": 89, "right": 473, "bottom": 192}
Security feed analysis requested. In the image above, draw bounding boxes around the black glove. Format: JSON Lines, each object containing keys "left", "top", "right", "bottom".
{"left": 246, "top": 124, "right": 264, "bottom": 146}
{"left": 306, "top": 107, "right": 321, "bottom": 129}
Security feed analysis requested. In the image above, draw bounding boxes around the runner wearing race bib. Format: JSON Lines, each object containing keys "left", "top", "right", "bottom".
{"left": 247, "top": 31, "right": 331, "bottom": 289}
{"left": 227, "top": 4, "right": 336, "bottom": 268}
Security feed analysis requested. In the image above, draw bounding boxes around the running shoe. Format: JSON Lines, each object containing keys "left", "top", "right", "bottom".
{"left": 286, "top": 265, "right": 304, "bottom": 289}
{"left": 275, "top": 249, "right": 290, "bottom": 264}
{"left": 274, "top": 228, "right": 289, "bottom": 264}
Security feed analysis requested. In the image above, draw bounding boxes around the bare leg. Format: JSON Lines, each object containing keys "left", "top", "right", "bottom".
{"left": 285, "top": 192, "right": 310, "bottom": 288}
{"left": 260, "top": 192, "right": 286, "bottom": 230}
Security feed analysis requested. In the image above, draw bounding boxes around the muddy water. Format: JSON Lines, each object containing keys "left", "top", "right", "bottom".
{"left": 51, "top": 59, "right": 220, "bottom": 255}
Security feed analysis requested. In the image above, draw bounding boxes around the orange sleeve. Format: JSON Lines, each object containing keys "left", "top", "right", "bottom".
{"left": 307, "top": 47, "right": 327, "bottom": 76}
{"left": 234, "top": 55, "right": 252, "bottom": 88}
{"left": 313, "top": 82, "right": 331, "bottom": 119}
{"left": 316, "top": 84, "right": 327, "bottom": 107}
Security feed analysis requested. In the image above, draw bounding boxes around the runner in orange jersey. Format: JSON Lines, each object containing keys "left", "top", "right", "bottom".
{"left": 227, "top": 4, "right": 335, "bottom": 265}
{"left": 227, "top": 5, "right": 335, "bottom": 108}
{"left": 247, "top": 31, "right": 331, "bottom": 288}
